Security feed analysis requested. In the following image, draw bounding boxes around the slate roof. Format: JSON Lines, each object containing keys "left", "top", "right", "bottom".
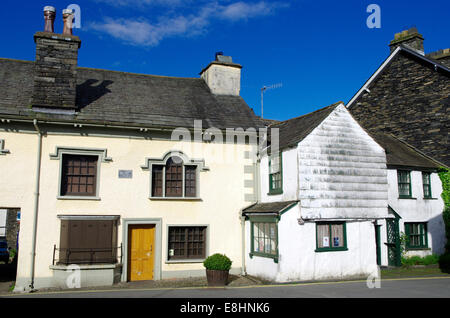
{"left": 268, "top": 102, "right": 342, "bottom": 150}
{"left": 347, "top": 45, "right": 450, "bottom": 108}
{"left": 0, "top": 58, "right": 264, "bottom": 130}
{"left": 369, "top": 132, "right": 442, "bottom": 170}
{"left": 242, "top": 200, "right": 299, "bottom": 216}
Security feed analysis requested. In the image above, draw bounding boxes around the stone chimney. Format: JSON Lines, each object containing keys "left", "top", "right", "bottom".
{"left": 32, "top": 7, "right": 81, "bottom": 112}
{"left": 389, "top": 27, "right": 424, "bottom": 55}
{"left": 427, "top": 48, "right": 450, "bottom": 68}
{"left": 200, "top": 53, "right": 242, "bottom": 96}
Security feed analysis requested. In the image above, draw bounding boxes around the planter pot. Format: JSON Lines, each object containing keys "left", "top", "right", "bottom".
{"left": 206, "top": 269, "right": 229, "bottom": 286}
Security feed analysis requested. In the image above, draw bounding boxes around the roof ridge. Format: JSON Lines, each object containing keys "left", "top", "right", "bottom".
{"left": 269, "top": 101, "right": 343, "bottom": 127}
{"left": 77, "top": 66, "right": 202, "bottom": 80}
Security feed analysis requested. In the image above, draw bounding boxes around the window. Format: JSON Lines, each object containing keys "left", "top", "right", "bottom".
{"left": 316, "top": 222, "right": 347, "bottom": 252}
{"left": 397, "top": 170, "right": 412, "bottom": 198}
{"left": 61, "top": 154, "right": 98, "bottom": 197}
{"left": 405, "top": 223, "right": 428, "bottom": 249}
{"left": 269, "top": 152, "right": 282, "bottom": 194}
{"left": 250, "top": 218, "right": 278, "bottom": 261}
{"left": 168, "top": 226, "right": 206, "bottom": 261}
{"left": 151, "top": 156, "right": 198, "bottom": 198}
{"left": 422, "top": 172, "right": 432, "bottom": 198}
{"left": 58, "top": 218, "right": 118, "bottom": 265}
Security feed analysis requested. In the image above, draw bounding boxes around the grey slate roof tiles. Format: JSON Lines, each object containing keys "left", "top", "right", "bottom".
{"left": 0, "top": 58, "right": 264, "bottom": 130}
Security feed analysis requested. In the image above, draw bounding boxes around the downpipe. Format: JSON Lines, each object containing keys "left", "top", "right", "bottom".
{"left": 30, "top": 119, "right": 43, "bottom": 291}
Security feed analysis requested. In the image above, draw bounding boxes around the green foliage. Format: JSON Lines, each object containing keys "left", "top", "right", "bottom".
{"left": 401, "top": 254, "right": 439, "bottom": 266}
{"left": 438, "top": 253, "right": 450, "bottom": 273}
{"left": 438, "top": 167, "right": 450, "bottom": 254}
{"left": 203, "top": 253, "right": 232, "bottom": 271}
{"left": 399, "top": 232, "right": 408, "bottom": 258}
{"left": 438, "top": 167, "right": 450, "bottom": 208}
{"left": 8, "top": 248, "right": 17, "bottom": 261}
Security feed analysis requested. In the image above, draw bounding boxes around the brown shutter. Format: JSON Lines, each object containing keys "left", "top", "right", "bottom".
{"left": 59, "top": 219, "right": 117, "bottom": 264}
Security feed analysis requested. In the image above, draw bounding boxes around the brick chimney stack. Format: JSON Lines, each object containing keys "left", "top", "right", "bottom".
{"left": 389, "top": 27, "right": 424, "bottom": 55}
{"left": 32, "top": 6, "right": 81, "bottom": 112}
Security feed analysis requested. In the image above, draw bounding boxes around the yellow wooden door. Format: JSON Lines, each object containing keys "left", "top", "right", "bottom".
{"left": 128, "top": 225, "right": 155, "bottom": 281}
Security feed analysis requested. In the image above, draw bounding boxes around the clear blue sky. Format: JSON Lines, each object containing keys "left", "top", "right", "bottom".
{"left": 0, "top": 0, "right": 448, "bottom": 121}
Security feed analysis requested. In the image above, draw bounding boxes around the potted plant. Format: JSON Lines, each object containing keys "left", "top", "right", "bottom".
{"left": 203, "top": 253, "right": 232, "bottom": 286}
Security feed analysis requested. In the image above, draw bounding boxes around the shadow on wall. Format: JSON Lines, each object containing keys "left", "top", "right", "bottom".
{"left": 76, "top": 79, "right": 113, "bottom": 110}
{"left": 429, "top": 213, "right": 446, "bottom": 255}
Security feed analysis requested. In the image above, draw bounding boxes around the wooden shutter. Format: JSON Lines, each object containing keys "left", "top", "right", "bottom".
{"left": 59, "top": 219, "right": 117, "bottom": 264}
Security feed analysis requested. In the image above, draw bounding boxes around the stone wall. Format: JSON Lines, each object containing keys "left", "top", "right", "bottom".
{"left": 32, "top": 32, "right": 81, "bottom": 109}
{"left": 6, "top": 209, "right": 20, "bottom": 250}
{"left": 349, "top": 51, "right": 450, "bottom": 166}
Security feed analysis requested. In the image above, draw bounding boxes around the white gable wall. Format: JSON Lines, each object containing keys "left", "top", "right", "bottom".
{"left": 297, "top": 104, "right": 389, "bottom": 220}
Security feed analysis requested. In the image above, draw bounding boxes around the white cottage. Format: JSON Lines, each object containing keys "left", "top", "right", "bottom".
{"left": 242, "top": 102, "right": 390, "bottom": 282}
{"left": 369, "top": 133, "right": 445, "bottom": 266}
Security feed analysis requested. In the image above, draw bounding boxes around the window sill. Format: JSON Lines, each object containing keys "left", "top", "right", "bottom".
{"left": 165, "top": 259, "right": 205, "bottom": 264}
{"left": 267, "top": 190, "right": 283, "bottom": 196}
{"left": 398, "top": 196, "right": 416, "bottom": 200}
{"left": 57, "top": 196, "right": 101, "bottom": 201}
{"left": 249, "top": 252, "right": 278, "bottom": 263}
{"left": 423, "top": 197, "right": 438, "bottom": 200}
{"left": 50, "top": 263, "right": 121, "bottom": 270}
{"left": 406, "top": 247, "right": 430, "bottom": 251}
{"left": 315, "top": 247, "right": 348, "bottom": 253}
{"left": 149, "top": 197, "right": 202, "bottom": 201}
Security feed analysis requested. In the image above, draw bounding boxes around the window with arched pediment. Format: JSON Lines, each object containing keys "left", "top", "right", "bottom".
{"left": 151, "top": 156, "right": 197, "bottom": 198}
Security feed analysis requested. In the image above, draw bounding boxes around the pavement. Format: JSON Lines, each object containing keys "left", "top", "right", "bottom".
{"left": 2, "top": 275, "right": 450, "bottom": 298}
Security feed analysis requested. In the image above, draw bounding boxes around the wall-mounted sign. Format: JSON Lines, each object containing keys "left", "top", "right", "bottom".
{"left": 118, "top": 170, "right": 133, "bottom": 179}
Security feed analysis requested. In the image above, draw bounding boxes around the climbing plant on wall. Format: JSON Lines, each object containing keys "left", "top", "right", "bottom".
{"left": 438, "top": 167, "right": 450, "bottom": 271}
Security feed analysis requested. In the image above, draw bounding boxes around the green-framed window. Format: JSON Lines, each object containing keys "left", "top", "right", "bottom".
{"left": 397, "top": 170, "right": 412, "bottom": 198}
{"left": 249, "top": 217, "right": 278, "bottom": 262}
{"left": 405, "top": 222, "right": 428, "bottom": 249}
{"left": 268, "top": 152, "right": 282, "bottom": 195}
{"left": 315, "top": 222, "right": 347, "bottom": 252}
{"left": 422, "top": 172, "right": 432, "bottom": 199}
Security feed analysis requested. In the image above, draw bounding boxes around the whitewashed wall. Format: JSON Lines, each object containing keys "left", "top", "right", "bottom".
{"left": 248, "top": 104, "right": 388, "bottom": 282}
{"left": 245, "top": 206, "right": 378, "bottom": 282}
{"left": 297, "top": 104, "right": 388, "bottom": 220}
{"left": 387, "top": 169, "right": 445, "bottom": 256}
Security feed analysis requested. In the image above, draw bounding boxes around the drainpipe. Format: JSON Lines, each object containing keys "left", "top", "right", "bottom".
{"left": 30, "top": 119, "right": 43, "bottom": 291}
{"left": 240, "top": 214, "right": 247, "bottom": 276}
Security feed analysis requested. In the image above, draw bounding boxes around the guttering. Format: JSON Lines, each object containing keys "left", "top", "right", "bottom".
{"left": 0, "top": 117, "right": 265, "bottom": 138}
{"left": 29, "top": 119, "right": 43, "bottom": 291}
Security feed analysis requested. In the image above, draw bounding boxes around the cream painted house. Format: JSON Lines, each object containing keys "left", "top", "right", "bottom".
{"left": 0, "top": 15, "right": 265, "bottom": 291}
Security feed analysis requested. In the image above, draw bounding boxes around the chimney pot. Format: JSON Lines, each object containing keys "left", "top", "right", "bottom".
{"left": 62, "top": 9, "right": 74, "bottom": 35}
{"left": 43, "top": 6, "right": 56, "bottom": 33}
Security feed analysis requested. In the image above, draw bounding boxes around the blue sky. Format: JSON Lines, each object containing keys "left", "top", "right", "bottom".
{"left": 0, "top": 0, "right": 448, "bottom": 121}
